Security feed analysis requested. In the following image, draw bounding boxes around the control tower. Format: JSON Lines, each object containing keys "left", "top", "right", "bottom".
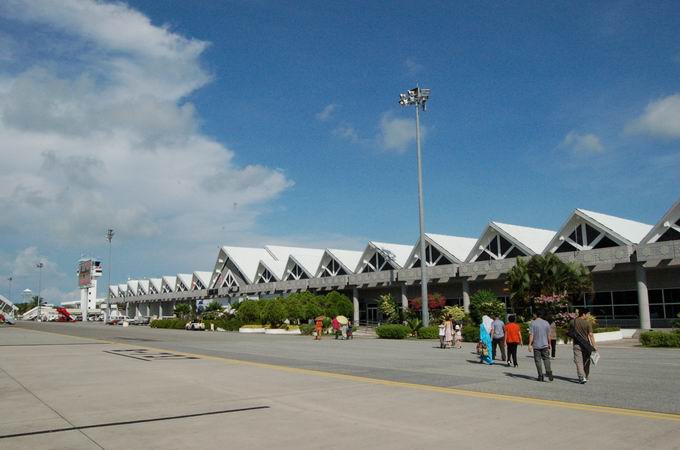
{"left": 77, "top": 258, "right": 102, "bottom": 321}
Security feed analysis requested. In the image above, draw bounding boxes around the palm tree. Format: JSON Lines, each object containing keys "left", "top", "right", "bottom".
{"left": 173, "top": 303, "right": 191, "bottom": 320}
{"left": 506, "top": 254, "right": 593, "bottom": 307}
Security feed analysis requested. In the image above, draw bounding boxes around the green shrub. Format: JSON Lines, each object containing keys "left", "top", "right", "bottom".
{"left": 236, "top": 300, "right": 264, "bottom": 324}
{"left": 150, "top": 318, "right": 187, "bottom": 329}
{"left": 204, "top": 317, "right": 242, "bottom": 331}
{"left": 299, "top": 324, "right": 315, "bottom": 335}
{"left": 261, "top": 298, "right": 288, "bottom": 327}
{"left": 462, "top": 325, "right": 480, "bottom": 342}
{"left": 469, "top": 290, "right": 506, "bottom": 324}
{"left": 672, "top": 313, "right": 680, "bottom": 329}
{"left": 417, "top": 325, "right": 439, "bottom": 339}
{"left": 640, "top": 330, "right": 680, "bottom": 348}
{"left": 375, "top": 324, "right": 409, "bottom": 339}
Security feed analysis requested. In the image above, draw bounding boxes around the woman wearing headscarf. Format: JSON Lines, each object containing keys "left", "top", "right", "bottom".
{"left": 479, "top": 315, "right": 494, "bottom": 364}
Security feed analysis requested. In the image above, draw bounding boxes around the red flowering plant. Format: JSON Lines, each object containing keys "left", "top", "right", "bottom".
{"left": 533, "top": 294, "right": 570, "bottom": 326}
{"left": 408, "top": 293, "right": 447, "bottom": 312}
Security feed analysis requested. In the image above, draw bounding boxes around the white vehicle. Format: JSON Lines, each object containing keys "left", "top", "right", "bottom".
{"left": 185, "top": 321, "right": 205, "bottom": 331}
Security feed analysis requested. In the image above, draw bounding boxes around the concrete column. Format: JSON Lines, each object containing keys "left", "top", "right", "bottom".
{"left": 352, "top": 287, "right": 359, "bottom": 324}
{"left": 158, "top": 302, "right": 163, "bottom": 319}
{"left": 400, "top": 284, "right": 408, "bottom": 310}
{"left": 125, "top": 302, "right": 130, "bottom": 318}
{"left": 635, "top": 263, "right": 651, "bottom": 330}
{"left": 135, "top": 303, "right": 141, "bottom": 318}
{"left": 462, "top": 279, "right": 471, "bottom": 313}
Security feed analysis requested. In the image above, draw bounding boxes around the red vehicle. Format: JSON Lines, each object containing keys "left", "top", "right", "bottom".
{"left": 56, "top": 306, "right": 76, "bottom": 322}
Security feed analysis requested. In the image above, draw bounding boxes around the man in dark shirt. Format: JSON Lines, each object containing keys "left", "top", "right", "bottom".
{"left": 572, "top": 309, "right": 597, "bottom": 384}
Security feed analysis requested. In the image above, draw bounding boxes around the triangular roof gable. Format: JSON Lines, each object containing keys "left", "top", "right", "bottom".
{"left": 137, "top": 280, "right": 149, "bottom": 295}
{"left": 467, "top": 222, "right": 555, "bottom": 262}
{"left": 284, "top": 249, "right": 325, "bottom": 280}
{"left": 545, "top": 209, "right": 653, "bottom": 253}
{"left": 355, "top": 241, "right": 412, "bottom": 272}
{"left": 254, "top": 259, "right": 285, "bottom": 283}
{"left": 117, "top": 284, "right": 127, "bottom": 296}
{"left": 149, "top": 278, "right": 162, "bottom": 293}
{"left": 642, "top": 197, "right": 680, "bottom": 244}
{"left": 578, "top": 209, "right": 652, "bottom": 245}
{"left": 216, "top": 246, "right": 272, "bottom": 285}
{"left": 108, "top": 285, "right": 118, "bottom": 298}
{"left": 161, "top": 276, "right": 176, "bottom": 293}
{"left": 315, "top": 248, "right": 362, "bottom": 277}
{"left": 192, "top": 271, "right": 212, "bottom": 290}
{"left": 176, "top": 273, "right": 192, "bottom": 291}
{"left": 126, "top": 280, "right": 139, "bottom": 295}
{"left": 406, "top": 233, "right": 477, "bottom": 267}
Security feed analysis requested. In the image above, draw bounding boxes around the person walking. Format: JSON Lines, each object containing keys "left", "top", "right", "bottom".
{"left": 454, "top": 324, "right": 463, "bottom": 349}
{"left": 549, "top": 319, "right": 558, "bottom": 359}
{"left": 341, "top": 322, "right": 348, "bottom": 340}
{"left": 332, "top": 317, "right": 341, "bottom": 339}
{"left": 529, "top": 311, "right": 553, "bottom": 382}
{"left": 438, "top": 322, "right": 446, "bottom": 349}
{"left": 571, "top": 310, "right": 597, "bottom": 384}
{"left": 504, "top": 315, "right": 522, "bottom": 367}
{"left": 479, "top": 315, "right": 494, "bottom": 365}
{"left": 491, "top": 315, "right": 507, "bottom": 362}
{"left": 347, "top": 321, "right": 353, "bottom": 340}
{"left": 314, "top": 317, "right": 323, "bottom": 340}
{"left": 444, "top": 318, "right": 453, "bottom": 349}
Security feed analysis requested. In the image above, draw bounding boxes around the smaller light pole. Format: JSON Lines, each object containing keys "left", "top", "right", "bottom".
{"left": 399, "top": 86, "right": 431, "bottom": 326}
{"left": 106, "top": 229, "right": 114, "bottom": 322}
{"left": 36, "top": 262, "right": 44, "bottom": 321}
{"left": 7, "top": 276, "right": 12, "bottom": 305}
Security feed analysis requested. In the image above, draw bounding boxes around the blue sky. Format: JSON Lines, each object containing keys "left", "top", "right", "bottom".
{"left": 0, "top": 0, "right": 679, "bottom": 303}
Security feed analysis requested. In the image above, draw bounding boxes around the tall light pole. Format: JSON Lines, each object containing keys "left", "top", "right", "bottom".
{"left": 36, "top": 262, "right": 44, "bottom": 321}
{"left": 399, "top": 86, "right": 431, "bottom": 326}
{"left": 106, "top": 229, "right": 114, "bottom": 322}
{"left": 7, "top": 276, "right": 12, "bottom": 305}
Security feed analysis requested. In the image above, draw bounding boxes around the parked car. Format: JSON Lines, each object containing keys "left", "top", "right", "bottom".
{"left": 185, "top": 321, "right": 205, "bottom": 331}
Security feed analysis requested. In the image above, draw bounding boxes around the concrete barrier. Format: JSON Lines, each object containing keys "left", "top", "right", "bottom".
{"left": 264, "top": 328, "right": 301, "bottom": 335}
{"left": 239, "top": 327, "right": 265, "bottom": 334}
{"left": 594, "top": 330, "right": 623, "bottom": 342}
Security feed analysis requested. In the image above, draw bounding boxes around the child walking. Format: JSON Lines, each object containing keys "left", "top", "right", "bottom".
{"left": 454, "top": 324, "right": 463, "bottom": 349}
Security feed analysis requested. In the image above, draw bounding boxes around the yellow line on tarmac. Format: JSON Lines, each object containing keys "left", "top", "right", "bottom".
{"left": 18, "top": 326, "right": 680, "bottom": 423}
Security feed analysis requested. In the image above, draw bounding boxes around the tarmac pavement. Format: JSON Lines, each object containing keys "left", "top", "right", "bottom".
{"left": 1, "top": 323, "right": 679, "bottom": 449}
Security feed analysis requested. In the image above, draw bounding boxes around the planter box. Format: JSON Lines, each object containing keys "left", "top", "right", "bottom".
{"left": 621, "top": 329, "right": 637, "bottom": 339}
{"left": 594, "top": 330, "right": 623, "bottom": 342}
{"left": 239, "top": 327, "right": 265, "bottom": 334}
{"left": 264, "top": 328, "right": 301, "bottom": 335}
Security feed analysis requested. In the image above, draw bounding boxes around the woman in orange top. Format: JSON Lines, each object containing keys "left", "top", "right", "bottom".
{"left": 314, "top": 318, "right": 323, "bottom": 340}
{"left": 504, "top": 315, "right": 522, "bottom": 367}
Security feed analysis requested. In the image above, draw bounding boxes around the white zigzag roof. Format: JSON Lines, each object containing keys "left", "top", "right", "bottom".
{"left": 176, "top": 273, "right": 192, "bottom": 291}
{"left": 356, "top": 241, "right": 413, "bottom": 271}
{"left": 149, "top": 278, "right": 162, "bottom": 293}
{"left": 642, "top": 196, "right": 680, "bottom": 244}
{"left": 137, "top": 279, "right": 149, "bottom": 294}
{"left": 426, "top": 233, "right": 478, "bottom": 262}
{"left": 577, "top": 209, "right": 653, "bottom": 245}
{"left": 192, "top": 271, "right": 212, "bottom": 289}
{"left": 162, "top": 276, "right": 176, "bottom": 292}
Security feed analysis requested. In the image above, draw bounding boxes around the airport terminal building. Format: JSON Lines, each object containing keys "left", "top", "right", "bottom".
{"left": 109, "top": 197, "right": 680, "bottom": 329}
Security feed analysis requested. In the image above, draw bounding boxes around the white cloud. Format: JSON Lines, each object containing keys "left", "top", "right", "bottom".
{"left": 316, "top": 103, "right": 336, "bottom": 122}
{"left": 560, "top": 130, "right": 604, "bottom": 154}
{"left": 6, "top": 247, "right": 60, "bottom": 277}
{"left": 333, "top": 123, "right": 360, "bottom": 143}
{"left": 627, "top": 94, "right": 680, "bottom": 139}
{"left": 379, "top": 112, "right": 418, "bottom": 152}
{"left": 0, "top": 0, "right": 293, "bottom": 250}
